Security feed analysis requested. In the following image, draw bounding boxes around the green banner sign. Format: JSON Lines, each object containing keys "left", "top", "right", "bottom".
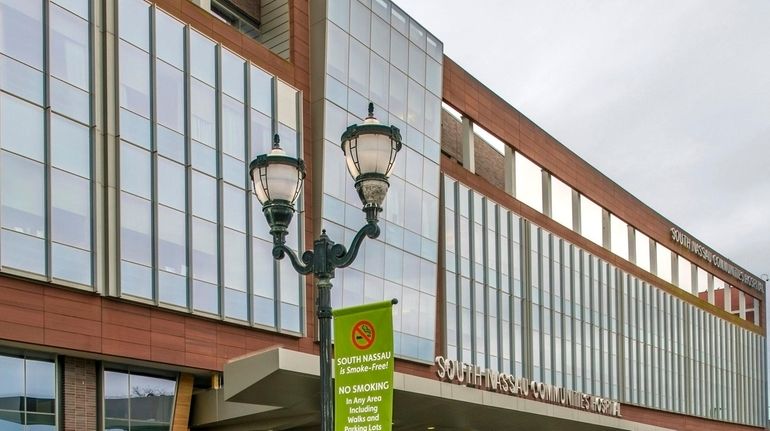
{"left": 333, "top": 300, "right": 395, "bottom": 431}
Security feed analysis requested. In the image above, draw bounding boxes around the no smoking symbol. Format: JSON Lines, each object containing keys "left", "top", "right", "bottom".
{"left": 352, "top": 320, "right": 376, "bottom": 350}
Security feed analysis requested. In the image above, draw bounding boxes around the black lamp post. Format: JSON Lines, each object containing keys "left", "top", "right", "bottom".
{"left": 249, "top": 103, "right": 402, "bottom": 431}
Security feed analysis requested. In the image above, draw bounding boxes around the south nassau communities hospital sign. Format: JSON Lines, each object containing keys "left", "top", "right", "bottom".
{"left": 334, "top": 300, "right": 396, "bottom": 431}
{"left": 435, "top": 356, "right": 622, "bottom": 418}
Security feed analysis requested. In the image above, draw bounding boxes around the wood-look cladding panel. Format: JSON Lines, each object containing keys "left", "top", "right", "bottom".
{"left": 442, "top": 55, "right": 765, "bottom": 319}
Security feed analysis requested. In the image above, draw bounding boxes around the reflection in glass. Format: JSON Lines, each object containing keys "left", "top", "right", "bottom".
{"left": 104, "top": 370, "right": 176, "bottom": 430}
{"left": 190, "top": 78, "right": 215, "bottom": 146}
{"left": 155, "top": 9, "right": 184, "bottom": 68}
{"left": 52, "top": 243, "right": 91, "bottom": 285}
{"left": 120, "top": 142, "right": 151, "bottom": 198}
{"left": 25, "top": 359, "right": 55, "bottom": 413}
{"left": 222, "top": 95, "right": 245, "bottom": 159}
{"left": 50, "top": 77, "right": 89, "bottom": 123}
{"left": 120, "top": 260, "right": 152, "bottom": 299}
{"left": 250, "top": 65, "right": 272, "bottom": 114}
{"left": 223, "top": 228, "right": 246, "bottom": 291}
{"left": 0, "top": 354, "right": 23, "bottom": 411}
{"left": 158, "top": 205, "right": 186, "bottom": 275}
{"left": 118, "top": 0, "right": 149, "bottom": 50}
{"left": 276, "top": 80, "right": 297, "bottom": 130}
{"left": 50, "top": 4, "right": 88, "bottom": 90}
{"left": 221, "top": 49, "right": 245, "bottom": 101}
{"left": 120, "top": 192, "right": 151, "bottom": 265}
{"left": 192, "top": 217, "right": 217, "bottom": 284}
{"left": 0, "top": 54, "right": 44, "bottom": 105}
{"left": 159, "top": 271, "right": 187, "bottom": 307}
{"left": 1, "top": 151, "right": 45, "bottom": 236}
{"left": 157, "top": 157, "right": 185, "bottom": 211}
{"left": 192, "top": 171, "right": 217, "bottom": 221}
{"left": 156, "top": 60, "right": 184, "bottom": 132}
{"left": 190, "top": 30, "right": 215, "bottom": 84}
{"left": 348, "top": 38, "right": 369, "bottom": 97}
{"left": 0, "top": 0, "right": 43, "bottom": 69}
{"left": 193, "top": 280, "right": 218, "bottom": 314}
{"left": 326, "top": 23, "right": 348, "bottom": 83}
{"left": 1, "top": 229, "right": 45, "bottom": 274}
{"left": 119, "top": 40, "right": 150, "bottom": 118}
{"left": 407, "top": 78, "right": 424, "bottom": 129}
{"left": 0, "top": 94, "right": 44, "bottom": 161}
{"left": 51, "top": 114, "right": 89, "bottom": 177}
{"left": 51, "top": 168, "right": 91, "bottom": 249}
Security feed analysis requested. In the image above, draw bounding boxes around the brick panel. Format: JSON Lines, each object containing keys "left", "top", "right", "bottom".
{"left": 63, "top": 357, "right": 97, "bottom": 431}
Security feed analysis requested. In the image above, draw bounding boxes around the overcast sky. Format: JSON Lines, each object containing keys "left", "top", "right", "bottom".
{"left": 397, "top": 0, "right": 770, "bottom": 279}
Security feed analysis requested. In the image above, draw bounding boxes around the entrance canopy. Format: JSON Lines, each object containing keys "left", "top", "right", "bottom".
{"left": 190, "top": 348, "right": 673, "bottom": 431}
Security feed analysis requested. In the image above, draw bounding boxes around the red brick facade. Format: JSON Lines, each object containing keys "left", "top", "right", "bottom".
{"left": 63, "top": 357, "right": 98, "bottom": 431}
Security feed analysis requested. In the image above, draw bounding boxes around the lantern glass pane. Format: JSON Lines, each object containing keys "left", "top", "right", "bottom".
{"left": 343, "top": 138, "right": 361, "bottom": 179}
{"left": 252, "top": 166, "right": 269, "bottom": 204}
{"left": 266, "top": 162, "right": 301, "bottom": 203}
{"left": 355, "top": 133, "right": 393, "bottom": 177}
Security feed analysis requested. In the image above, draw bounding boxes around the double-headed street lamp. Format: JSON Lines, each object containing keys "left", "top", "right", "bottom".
{"left": 249, "top": 103, "right": 402, "bottom": 431}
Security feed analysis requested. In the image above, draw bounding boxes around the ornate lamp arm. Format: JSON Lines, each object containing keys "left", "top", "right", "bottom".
{"left": 329, "top": 221, "right": 380, "bottom": 269}
{"left": 272, "top": 244, "right": 314, "bottom": 275}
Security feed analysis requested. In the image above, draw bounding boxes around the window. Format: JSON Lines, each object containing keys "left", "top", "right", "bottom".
{"left": 634, "top": 229, "right": 651, "bottom": 271}
{"left": 610, "top": 215, "right": 629, "bottom": 259}
{"left": 580, "top": 196, "right": 602, "bottom": 245}
{"left": 550, "top": 176, "right": 573, "bottom": 229}
{"left": 514, "top": 152, "right": 542, "bottom": 212}
{"left": 0, "top": 354, "right": 56, "bottom": 431}
{"left": 104, "top": 370, "right": 176, "bottom": 431}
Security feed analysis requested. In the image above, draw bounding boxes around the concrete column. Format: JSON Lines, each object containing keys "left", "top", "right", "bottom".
{"left": 601, "top": 209, "right": 611, "bottom": 250}
{"left": 104, "top": 0, "right": 119, "bottom": 296}
{"left": 627, "top": 225, "right": 636, "bottom": 264}
{"left": 504, "top": 145, "right": 514, "bottom": 196}
{"left": 461, "top": 116, "right": 475, "bottom": 173}
{"left": 571, "top": 190, "right": 581, "bottom": 234}
{"left": 541, "top": 171, "right": 551, "bottom": 217}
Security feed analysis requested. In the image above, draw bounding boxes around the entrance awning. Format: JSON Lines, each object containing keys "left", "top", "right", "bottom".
{"left": 190, "top": 347, "right": 674, "bottom": 431}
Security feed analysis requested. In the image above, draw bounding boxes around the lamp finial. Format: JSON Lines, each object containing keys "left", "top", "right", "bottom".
{"left": 367, "top": 102, "right": 374, "bottom": 119}
{"left": 272, "top": 134, "right": 281, "bottom": 149}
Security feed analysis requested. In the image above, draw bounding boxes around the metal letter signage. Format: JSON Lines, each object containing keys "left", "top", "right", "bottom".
{"left": 333, "top": 301, "right": 395, "bottom": 431}
{"left": 670, "top": 228, "right": 765, "bottom": 293}
{"left": 434, "top": 356, "right": 622, "bottom": 418}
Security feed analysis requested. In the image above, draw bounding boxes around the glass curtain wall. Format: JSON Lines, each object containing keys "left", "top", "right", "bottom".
{"left": 104, "top": 369, "right": 176, "bottom": 431}
{"left": 442, "top": 175, "right": 766, "bottom": 427}
{"left": 0, "top": 353, "right": 56, "bottom": 430}
{"left": 117, "top": 0, "right": 303, "bottom": 333}
{"left": 0, "top": 0, "right": 93, "bottom": 287}
{"left": 320, "top": 0, "right": 443, "bottom": 362}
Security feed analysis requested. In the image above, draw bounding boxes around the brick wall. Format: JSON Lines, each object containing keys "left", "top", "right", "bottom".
{"left": 63, "top": 357, "right": 97, "bottom": 431}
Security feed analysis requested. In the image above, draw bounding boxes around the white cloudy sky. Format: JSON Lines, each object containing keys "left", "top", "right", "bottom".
{"left": 397, "top": 0, "right": 770, "bottom": 279}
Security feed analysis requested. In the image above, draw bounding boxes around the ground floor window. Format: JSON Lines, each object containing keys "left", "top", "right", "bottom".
{"left": 0, "top": 353, "right": 56, "bottom": 430}
{"left": 104, "top": 369, "right": 177, "bottom": 431}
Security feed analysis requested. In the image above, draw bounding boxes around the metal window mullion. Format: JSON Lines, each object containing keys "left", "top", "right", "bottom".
{"left": 451, "top": 181, "right": 462, "bottom": 357}
{"left": 481, "top": 198, "right": 489, "bottom": 369}
{"left": 506, "top": 212, "right": 514, "bottom": 374}
{"left": 244, "top": 61, "right": 254, "bottom": 326}
{"left": 43, "top": 0, "right": 52, "bottom": 280}
{"left": 521, "top": 219, "right": 531, "bottom": 379}
{"left": 215, "top": 44, "right": 224, "bottom": 319}
{"left": 183, "top": 25, "right": 193, "bottom": 313}
{"left": 467, "top": 190, "right": 476, "bottom": 364}
{"left": 294, "top": 87, "right": 305, "bottom": 334}
{"left": 495, "top": 206, "right": 503, "bottom": 372}
{"left": 88, "top": 0, "right": 98, "bottom": 293}
{"left": 149, "top": 4, "right": 159, "bottom": 305}
{"left": 271, "top": 76, "right": 281, "bottom": 330}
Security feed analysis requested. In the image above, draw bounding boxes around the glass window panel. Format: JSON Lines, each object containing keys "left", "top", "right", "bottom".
{"left": 371, "top": 15, "right": 390, "bottom": 59}
{"left": 157, "top": 157, "right": 185, "bottom": 211}
{"left": 635, "top": 230, "right": 651, "bottom": 271}
{"left": 157, "top": 126, "right": 184, "bottom": 162}
{"left": 250, "top": 65, "right": 272, "bottom": 115}
{"left": 155, "top": 9, "right": 184, "bottom": 68}
{"left": 119, "top": 108, "right": 150, "bottom": 148}
{"left": 225, "top": 288, "right": 247, "bottom": 321}
{"left": 222, "top": 154, "right": 245, "bottom": 187}
{"left": 580, "top": 196, "right": 602, "bottom": 245}
{"left": 1, "top": 229, "right": 45, "bottom": 274}
{"left": 253, "top": 295, "right": 275, "bottom": 327}
{"left": 52, "top": 243, "right": 91, "bottom": 285}
{"left": 0, "top": 354, "right": 23, "bottom": 411}
{"left": 427, "top": 36, "right": 442, "bottom": 61}
{"left": 551, "top": 176, "right": 573, "bottom": 229}
{"left": 50, "top": 77, "right": 89, "bottom": 123}
{"left": 25, "top": 359, "right": 55, "bottom": 414}
{"left": 1, "top": 151, "right": 45, "bottom": 236}
{"left": 120, "top": 142, "right": 151, "bottom": 198}
{"left": 51, "top": 113, "right": 89, "bottom": 177}
{"left": 192, "top": 217, "right": 217, "bottom": 283}
{"left": 120, "top": 193, "right": 151, "bottom": 265}
{"left": 223, "top": 184, "right": 245, "bottom": 231}
{"left": 276, "top": 80, "right": 297, "bottom": 130}
{"left": 425, "top": 58, "right": 441, "bottom": 96}
{"left": 406, "top": 78, "right": 424, "bottom": 129}
{"left": 390, "top": 29, "right": 408, "bottom": 73}
{"left": 677, "top": 256, "right": 692, "bottom": 291}
{"left": 120, "top": 260, "right": 151, "bottom": 298}
{"left": 0, "top": 54, "right": 44, "bottom": 104}
{"left": 158, "top": 205, "right": 186, "bottom": 275}
{"left": 51, "top": 168, "right": 90, "bottom": 249}
{"left": 192, "top": 171, "right": 217, "bottom": 221}
{"left": 158, "top": 271, "right": 187, "bottom": 307}
{"left": 610, "top": 214, "right": 629, "bottom": 259}
{"left": 348, "top": 38, "right": 369, "bottom": 97}
{"left": 389, "top": 66, "right": 407, "bottom": 121}
{"left": 156, "top": 60, "right": 184, "bottom": 132}
{"left": 252, "top": 237, "right": 274, "bottom": 297}
{"left": 119, "top": 40, "right": 150, "bottom": 118}
{"left": 0, "top": 0, "right": 43, "bottom": 69}
{"left": 191, "top": 140, "right": 216, "bottom": 176}
{"left": 222, "top": 95, "right": 245, "bottom": 159}
{"left": 223, "top": 228, "right": 246, "bottom": 291}
{"left": 118, "top": 0, "right": 149, "bottom": 50}
{"left": 193, "top": 280, "right": 218, "bottom": 314}
{"left": 280, "top": 302, "right": 300, "bottom": 332}
{"left": 408, "top": 43, "right": 425, "bottom": 85}
{"left": 189, "top": 30, "right": 215, "bottom": 85}
{"left": 250, "top": 109, "right": 272, "bottom": 159}
{"left": 104, "top": 370, "right": 129, "bottom": 419}
{"left": 128, "top": 374, "right": 175, "bottom": 422}
{"left": 50, "top": 4, "right": 88, "bottom": 90}
{"left": 349, "top": 0, "right": 370, "bottom": 45}
{"left": 697, "top": 267, "right": 708, "bottom": 295}
{"left": 514, "top": 151, "right": 542, "bottom": 212}
{"left": 0, "top": 94, "right": 44, "bottom": 161}
{"left": 656, "top": 243, "right": 672, "bottom": 283}
{"left": 280, "top": 257, "right": 300, "bottom": 305}
{"left": 221, "top": 49, "right": 245, "bottom": 101}
{"left": 190, "top": 78, "right": 215, "bottom": 146}
{"left": 424, "top": 93, "right": 441, "bottom": 142}
{"left": 370, "top": 53, "right": 389, "bottom": 108}
{"left": 326, "top": 23, "right": 349, "bottom": 83}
